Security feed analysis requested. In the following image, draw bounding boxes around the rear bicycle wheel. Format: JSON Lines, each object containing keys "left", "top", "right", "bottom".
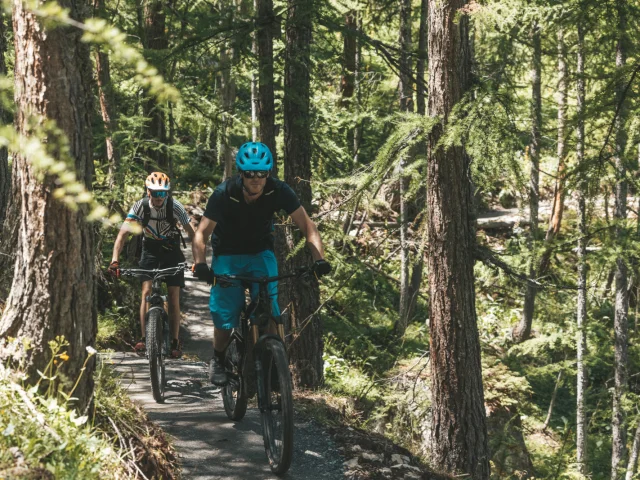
{"left": 222, "top": 335, "right": 248, "bottom": 420}
{"left": 146, "top": 309, "right": 165, "bottom": 403}
{"left": 260, "top": 338, "right": 293, "bottom": 475}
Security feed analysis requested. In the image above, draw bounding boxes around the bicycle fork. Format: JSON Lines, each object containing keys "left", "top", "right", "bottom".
{"left": 251, "top": 325, "right": 268, "bottom": 412}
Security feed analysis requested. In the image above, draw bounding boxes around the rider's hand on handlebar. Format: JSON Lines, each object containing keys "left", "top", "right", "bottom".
{"left": 108, "top": 261, "right": 120, "bottom": 279}
{"left": 313, "top": 259, "right": 332, "bottom": 277}
{"left": 193, "top": 262, "right": 213, "bottom": 284}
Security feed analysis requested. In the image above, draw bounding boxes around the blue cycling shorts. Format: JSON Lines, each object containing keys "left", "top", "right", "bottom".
{"left": 209, "top": 250, "right": 281, "bottom": 330}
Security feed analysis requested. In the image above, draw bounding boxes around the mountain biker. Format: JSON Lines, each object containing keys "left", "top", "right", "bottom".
{"left": 109, "top": 172, "right": 195, "bottom": 358}
{"left": 191, "top": 142, "right": 331, "bottom": 386}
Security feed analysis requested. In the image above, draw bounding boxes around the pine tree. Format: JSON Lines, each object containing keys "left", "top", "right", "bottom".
{"left": 0, "top": 0, "right": 96, "bottom": 410}
{"left": 281, "top": 0, "right": 323, "bottom": 388}
{"left": 426, "top": 0, "right": 489, "bottom": 475}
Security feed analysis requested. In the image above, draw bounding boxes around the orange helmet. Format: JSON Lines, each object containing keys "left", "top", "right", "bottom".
{"left": 145, "top": 172, "right": 170, "bottom": 192}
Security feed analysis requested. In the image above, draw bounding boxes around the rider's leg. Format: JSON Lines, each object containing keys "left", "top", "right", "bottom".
{"left": 167, "top": 286, "right": 181, "bottom": 341}
{"left": 213, "top": 327, "right": 231, "bottom": 352}
{"left": 138, "top": 245, "right": 160, "bottom": 350}
{"left": 209, "top": 254, "right": 246, "bottom": 384}
{"left": 140, "top": 280, "right": 152, "bottom": 337}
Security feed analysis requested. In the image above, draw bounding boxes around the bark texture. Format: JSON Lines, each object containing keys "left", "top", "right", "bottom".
{"left": 427, "top": 0, "right": 489, "bottom": 476}
{"left": 94, "top": 0, "right": 120, "bottom": 187}
{"left": 219, "top": 44, "right": 236, "bottom": 180}
{"left": 612, "top": 1, "right": 630, "bottom": 476}
{"left": 281, "top": 0, "right": 322, "bottom": 389}
{"left": 487, "top": 407, "right": 535, "bottom": 478}
{"left": 395, "top": 0, "right": 413, "bottom": 334}
{"left": 513, "top": 21, "right": 541, "bottom": 344}
{"left": 0, "top": 11, "right": 14, "bottom": 298}
{"left": 537, "top": 28, "right": 567, "bottom": 276}
{"left": 576, "top": 21, "right": 588, "bottom": 476}
{"left": 142, "top": 0, "right": 169, "bottom": 171}
{"left": 251, "top": 2, "right": 258, "bottom": 143}
{"left": 1, "top": 0, "right": 96, "bottom": 410}
{"left": 0, "top": 11, "right": 8, "bottom": 225}
{"left": 256, "top": 0, "right": 278, "bottom": 173}
{"left": 340, "top": 11, "right": 356, "bottom": 101}
{"left": 416, "top": 0, "right": 428, "bottom": 115}
{"left": 626, "top": 423, "right": 640, "bottom": 480}
{"left": 398, "top": 0, "right": 413, "bottom": 113}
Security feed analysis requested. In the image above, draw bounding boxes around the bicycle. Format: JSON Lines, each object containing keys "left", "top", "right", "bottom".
{"left": 119, "top": 263, "right": 188, "bottom": 403}
{"left": 203, "top": 265, "right": 314, "bottom": 475}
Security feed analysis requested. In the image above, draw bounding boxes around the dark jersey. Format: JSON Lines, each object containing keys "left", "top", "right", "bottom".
{"left": 203, "top": 175, "right": 301, "bottom": 255}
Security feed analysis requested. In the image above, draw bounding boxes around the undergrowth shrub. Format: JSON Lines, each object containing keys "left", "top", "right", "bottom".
{"left": 0, "top": 338, "right": 126, "bottom": 479}
{"left": 0, "top": 337, "right": 180, "bottom": 479}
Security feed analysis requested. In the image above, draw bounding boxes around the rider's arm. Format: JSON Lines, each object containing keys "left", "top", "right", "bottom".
{"left": 193, "top": 216, "right": 217, "bottom": 264}
{"left": 290, "top": 206, "right": 325, "bottom": 262}
{"left": 173, "top": 199, "right": 195, "bottom": 241}
{"left": 183, "top": 222, "right": 196, "bottom": 242}
{"left": 111, "top": 221, "right": 139, "bottom": 263}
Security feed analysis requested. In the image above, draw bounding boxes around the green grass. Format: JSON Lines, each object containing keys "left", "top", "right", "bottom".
{"left": 0, "top": 340, "right": 127, "bottom": 479}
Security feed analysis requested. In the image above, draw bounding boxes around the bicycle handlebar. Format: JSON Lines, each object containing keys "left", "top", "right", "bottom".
{"left": 215, "top": 266, "right": 312, "bottom": 284}
{"left": 116, "top": 262, "right": 315, "bottom": 285}
{"left": 119, "top": 263, "right": 190, "bottom": 280}
{"left": 190, "top": 264, "right": 314, "bottom": 285}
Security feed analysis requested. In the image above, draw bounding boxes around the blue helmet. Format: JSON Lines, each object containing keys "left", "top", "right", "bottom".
{"left": 235, "top": 142, "right": 273, "bottom": 171}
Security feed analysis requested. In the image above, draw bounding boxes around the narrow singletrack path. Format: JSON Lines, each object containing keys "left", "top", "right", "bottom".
{"left": 108, "top": 241, "right": 344, "bottom": 479}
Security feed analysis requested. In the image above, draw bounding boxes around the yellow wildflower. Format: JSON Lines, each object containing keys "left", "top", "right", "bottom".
{"left": 59, "top": 353, "right": 69, "bottom": 361}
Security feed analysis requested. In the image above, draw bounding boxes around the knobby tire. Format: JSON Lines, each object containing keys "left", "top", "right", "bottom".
{"left": 261, "top": 338, "right": 293, "bottom": 475}
{"left": 147, "top": 308, "right": 165, "bottom": 403}
{"left": 222, "top": 336, "right": 248, "bottom": 420}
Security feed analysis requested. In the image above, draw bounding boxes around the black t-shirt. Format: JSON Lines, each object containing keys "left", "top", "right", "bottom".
{"left": 203, "top": 175, "right": 301, "bottom": 255}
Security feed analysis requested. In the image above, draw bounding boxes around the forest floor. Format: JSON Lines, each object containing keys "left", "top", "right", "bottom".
{"left": 107, "top": 239, "right": 448, "bottom": 479}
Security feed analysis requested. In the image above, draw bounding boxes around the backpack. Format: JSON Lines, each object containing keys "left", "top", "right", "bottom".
{"left": 141, "top": 196, "right": 175, "bottom": 229}
{"left": 133, "top": 195, "right": 185, "bottom": 258}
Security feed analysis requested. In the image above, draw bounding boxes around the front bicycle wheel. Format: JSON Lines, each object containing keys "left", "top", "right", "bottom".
{"left": 146, "top": 309, "right": 165, "bottom": 403}
{"left": 222, "top": 336, "right": 248, "bottom": 420}
{"left": 260, "top": 338, "right": 293, "bottom": 475}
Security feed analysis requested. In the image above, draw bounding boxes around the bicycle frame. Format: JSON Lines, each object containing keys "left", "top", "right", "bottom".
{"left": 118, "top": 264, "right": 188, "bottom": 403}
{"left": 213, "top": 268, "right": 311, "bottom": 412}
{"left": 214, "top": 268, "right": 308, "bottom": 346}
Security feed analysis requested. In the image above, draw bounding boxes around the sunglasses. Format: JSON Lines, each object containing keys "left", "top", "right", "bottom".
{"left": 149, "top": 190, "right": 168, "bottom": 198}
{"left": 242, "top": 170, "right": 269, "bottom": 179}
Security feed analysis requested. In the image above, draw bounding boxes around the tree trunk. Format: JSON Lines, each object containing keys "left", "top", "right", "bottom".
{"left": 416, "top": 0, "right": 428, "bottom": 115}
{"left": 0, "top": 0, "right": 96, "bottom": 410}
{"left": 281, "top": 0, "right": 322, "bottom": 389}
{"left": 612, "top": 1, "right": 630, "bottom": 476}
{"left": 512, "top": 21, "right": 541, "bottom": 344}
{"left": 142, "top": 0, "right": 168, "bottom": 171}
{"left": 256, "top": 0, "right": 278, "bottom": 174}
{"left": 93, "top": 0, "right": 120, "bottom": 188}
{"left": 398, "top": 0, "right": 413, "bottom": 112}
{"left": 395, "top": 0, "right": 413, "bottom": 335}
{"left": 0, "top": 10, "right": 16, "bottom": 300}
{"left": 0, "top": 11, "right": 9, "bottom": 225}
{"left": 543, "top": 368, "right": 564, "bottom": 430}
{"left": 251, "top": 0, "right": 259, "bottom": 142}
{"left": 250, "top": 83, "right": 258, "bottom": 139}
{"left": 626, "top": 423, "right": 640, "bottom": 480}
{"left": 576, "top": 21, "right": 589, "bottom": 476}
{"left": 405, "top": 0, "right": 429, "bottom": 323}
{"left": 537, "top": 28, "right": 567, "bottom": 275}
{"left": 219, "top": 43, "right": 236, "bottom": 180}
{"left": 340, "top": 11, "right": 356, "bottom": 101}
{"left": 206, "top": 119, "right": 219, "bottom": 167}
{"left": 352, "top": 13, "right": 363, "bottom": 163}
{"left": 427, "top": 0, "right": 489, "bottom": 476}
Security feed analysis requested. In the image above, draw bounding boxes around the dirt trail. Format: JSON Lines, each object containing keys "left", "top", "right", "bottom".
{"left": 109, "top": 241, "right": 344, "bottom": 479}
